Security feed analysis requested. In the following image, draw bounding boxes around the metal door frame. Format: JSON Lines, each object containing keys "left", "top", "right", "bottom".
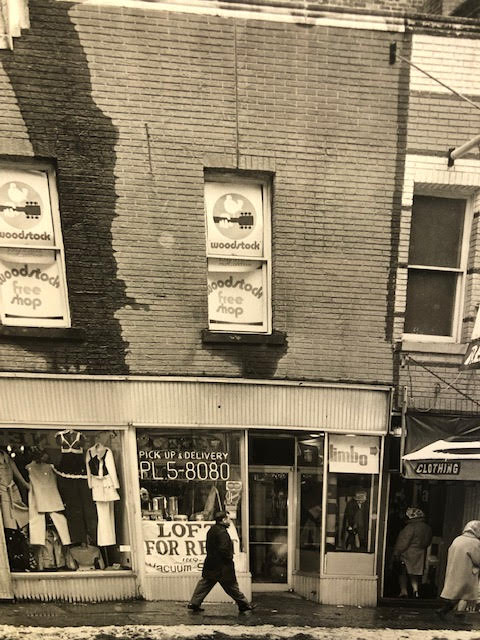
{"left": 248, "top": 465, "right": 294, "bottom": 592}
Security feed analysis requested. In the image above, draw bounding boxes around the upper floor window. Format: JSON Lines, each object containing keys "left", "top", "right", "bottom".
{"left": 404, "top": 194, "right": 471, "bottom": 341}
{"left": 204, "top": 175, "right": 271, "bottom": 333}
{"left": 0, "top": 165, "right": 70, "bottom": 327}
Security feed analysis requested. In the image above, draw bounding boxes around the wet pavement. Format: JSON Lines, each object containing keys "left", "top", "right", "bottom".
{"left": 0, "top": 592, "right": 478, "bottom": 631}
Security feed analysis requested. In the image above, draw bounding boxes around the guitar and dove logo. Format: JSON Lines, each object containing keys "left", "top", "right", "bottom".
{"left": 0, "top": 181, "right": 43, "bottom": 230}
{"left": 212, "top": 193, "right": 256, "bottom": 241}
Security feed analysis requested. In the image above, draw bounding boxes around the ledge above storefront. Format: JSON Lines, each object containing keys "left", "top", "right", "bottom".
{"left": 0, "top": 374, "right": 392, "bottom": 434}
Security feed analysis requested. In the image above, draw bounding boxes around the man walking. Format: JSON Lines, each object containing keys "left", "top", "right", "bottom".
{"left": 188, "top": 511, "right": 256, "bottom": 613}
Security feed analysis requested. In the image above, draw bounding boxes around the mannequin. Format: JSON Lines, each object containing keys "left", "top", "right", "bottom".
{"left": 86, "top": 434, "right": 120, "bottom": 552}
{"left": 342, "top": 489, "right": 369, "bottom": 551}
{"left": 0, "top": 447, "right": 29, "bottom": 530}
{"left": 26, "top": 450, "right": 71, "bottom": 547}
{"left": 0, "top": 444, "right": 30, "bottom": 570}
{"left": 54, "top": 428, "right": 97, "bottom": 546}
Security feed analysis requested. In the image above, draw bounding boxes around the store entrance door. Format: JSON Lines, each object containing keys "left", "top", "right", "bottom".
{"left": 248, "top": 467, "right": 293, "bottom": 591}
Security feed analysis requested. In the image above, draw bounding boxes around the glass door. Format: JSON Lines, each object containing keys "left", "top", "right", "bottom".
{"left": 248, "top": 467, "right": 293, "bottom": 591}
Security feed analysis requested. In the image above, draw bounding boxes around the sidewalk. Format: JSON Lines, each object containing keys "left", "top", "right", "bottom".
{"left": 0, "top": 592, "right": 478, "bottom": 631}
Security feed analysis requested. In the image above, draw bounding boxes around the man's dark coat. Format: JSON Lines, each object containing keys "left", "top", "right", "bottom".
{"left": 202, "top": 523, "right": 236, "bottom": 582}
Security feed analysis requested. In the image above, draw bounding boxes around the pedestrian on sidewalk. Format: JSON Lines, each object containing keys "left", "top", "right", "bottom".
{"left": 188, "top": 511, "right": 256, "bottom": 613}
{"left": 436, "top": 520, "right": 480, "bottom": 625}
{"left": 392, "top": 507, "right": 432, "bottom": 598}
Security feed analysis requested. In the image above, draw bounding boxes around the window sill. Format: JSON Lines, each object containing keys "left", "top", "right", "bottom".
{"left": 202, "top": 329, "right": 287, "bottom": 345}
{"left": 0, "top": 326, "right": 86, "bottom": 341}
{"left": 400, "top": 339, "right": 467, "bottom": 355}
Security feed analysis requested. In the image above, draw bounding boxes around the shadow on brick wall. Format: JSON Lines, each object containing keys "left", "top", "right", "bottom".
{"left": 1, "top": 0, "right": 149, "bottom": 374}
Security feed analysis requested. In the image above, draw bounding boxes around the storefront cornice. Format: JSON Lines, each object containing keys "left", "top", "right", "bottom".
{"left": 0, "top": 375, "right": 392, "bottom": 433}
{"left": 0, "top": 371, "right": 391, "bottom": 392}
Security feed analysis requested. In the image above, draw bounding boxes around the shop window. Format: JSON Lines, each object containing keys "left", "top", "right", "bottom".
{"left": 324, "top": 435, "right": 380, "bottom": 576}
{"left": 137, "top": 429, "right": 246, "bottom": 575}
{"left": 204, "top": 176, "right": 271, "bottom": 334}
{"left": 296, "top": 435, "right": 324, "bottom": 573}
{"left": 404, "top": 194, "right": 471, "bottom": 340}
{"left": 0, "top": 165, "right": 70, "bottom": 327}
{"left": 0, "top": 428, "right": 131, "bottom": 573}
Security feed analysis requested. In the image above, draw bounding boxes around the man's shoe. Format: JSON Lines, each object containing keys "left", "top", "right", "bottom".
{"left": 239, "top": 603, "right": 257, "bottom": 613}
{"left": 187, "top": 604, "right": 204, "bottom": 612}
{"left": 435, "top": 609, "right": 447, "bottom": 621}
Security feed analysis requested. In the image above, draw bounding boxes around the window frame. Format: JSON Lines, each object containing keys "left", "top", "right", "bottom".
{"left": 204, "top": 173, "right": 272, "bottom": 335}
{"left": 0, "top": 162, "right": 71, "bottom": 328}
{"left": 402, "top": 190, "right": 473, "bottom": 343}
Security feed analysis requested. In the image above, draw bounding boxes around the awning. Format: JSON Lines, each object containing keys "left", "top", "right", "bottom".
{"left": 403, "top": 436, "right": 480, "bottom": 480}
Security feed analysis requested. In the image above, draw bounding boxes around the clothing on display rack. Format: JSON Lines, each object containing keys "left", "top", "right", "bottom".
{"left": 0, "top": 450, "right": 29, "bottom": 531}
{"left": 54, "top": 429, "right": 97, "bottom": 545}
{"left": 86, "top": 444, "right": 120, "bottom": 547}
{"left": 26, "top": 459, "right": 71, "bottom": 546}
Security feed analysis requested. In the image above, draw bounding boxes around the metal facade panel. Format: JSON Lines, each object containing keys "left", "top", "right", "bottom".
{"left": 293, "top": 574, "right": 377, "bottom": 606}
{"left": 0, "top": 377, "right": 128, "bottom": 425}
{"left": 12, "top": 574, "right": 138, "bottom": 602}
{"left": 143, "top": 573, "right": 251, "bottom": 602}
{"left": 0, "top": 376, "right": 390, "bottom": 433}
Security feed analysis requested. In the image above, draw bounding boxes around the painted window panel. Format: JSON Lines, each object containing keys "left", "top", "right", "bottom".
{"left": 408, "top": 196, "right": 465, "bottom": 269}
{"left": 404, "top": 269, "right": 457, "bottom": 336}
{"left": 205, "top": 182, "right": 264, "bottom": 258}
{"left": 0, "top": 167, "right": 70, "bottom": 327}
{"left": 205, "top": 178, "right": 271, "bottom": 334}
{"left": 207, "top": 260, "right": 266, "bottom": 330}
{"left": 404, "top": 194, "right": 469, "bottom": 340}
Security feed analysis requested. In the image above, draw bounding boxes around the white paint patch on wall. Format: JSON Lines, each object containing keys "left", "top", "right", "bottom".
{"left": 0, "top": 73, "right": 35, "bottom": 156}
{"left": 411, "top": 35, "right": 480, "bottom": 97}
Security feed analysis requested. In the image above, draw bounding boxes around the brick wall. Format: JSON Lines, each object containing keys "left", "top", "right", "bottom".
{"left": 0, "top": 0, "right": 407, "bottom": 383}
{"left": 394, "top": 29, "right": 480, "bottom": 412}
{"left": 204, "top": 0, "right": 435, "bottom": 14}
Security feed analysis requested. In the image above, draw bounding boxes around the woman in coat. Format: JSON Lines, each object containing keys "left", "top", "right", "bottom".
{"left": 436, "top": 520, "right": 480, "bottom": 621}
{"left": 393, "top": 507, "right": 432, "bottom": 598}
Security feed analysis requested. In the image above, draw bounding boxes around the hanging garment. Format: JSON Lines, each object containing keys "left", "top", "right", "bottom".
{"left": 28, "top": 489, "right": 71, "bottom": 546}
{"left": 26, "top": 462, "right": 64, "bottom": 513}
{"left": 56, "top": 476, "right": 97, "bottom": 546}
{"left": 86, "top": 447, "right": 120, "bottom": 502}
{"left": 86, "top": 446, "right": 120, "bottom": 548}
{"left": 54, "top": 430, "right": 97, "bottom": 545}
{"left": 36, "top": 527, "right": 67, "bottom": 570}
{"left": 27, "top": 461, "right": 71, "bottom": 546}
{"left": 4, "top": 527, "right": 32, "bottom": 571}
{"left": 95, "top": 501, "right": 116, "bottom": 547}
{"left": 0, "top": 451, "right": 28, "bottom": 529}
{"left": 54, "top": 430, "right": 88, "bottom": 478}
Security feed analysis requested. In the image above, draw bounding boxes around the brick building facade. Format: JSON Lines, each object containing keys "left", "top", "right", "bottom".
{"left": 0, "top": 0, "right": 479, "bottom": 607}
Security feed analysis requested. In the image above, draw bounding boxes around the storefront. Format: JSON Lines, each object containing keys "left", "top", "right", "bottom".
{"left": 0, "top": 374, "right": 392, "bottom": 605}
{"left": 383, "top": 412, "right": 480, "bottom": 600}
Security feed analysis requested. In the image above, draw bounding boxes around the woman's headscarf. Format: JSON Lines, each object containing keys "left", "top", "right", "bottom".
{"left": 463, "top": 520, "right": 480, "bottom": 539}
{"left": 406, "top": 507, "right": 425, "bottom": 520}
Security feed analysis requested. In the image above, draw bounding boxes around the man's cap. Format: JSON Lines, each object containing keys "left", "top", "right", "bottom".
{"left": 214, "top": 510, "right": 228, "bottom": 523}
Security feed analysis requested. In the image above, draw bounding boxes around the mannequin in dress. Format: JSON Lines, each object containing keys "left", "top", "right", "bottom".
{"left": 54, "top": 428, "right": 97, "bottom": 547}
{"left": 86, "top": 433, "right": 120, "bottom": 558}
{"left": 27, "top": 450, "right": 71, "bottom": 547}
{"left": 0, "top": 444, "right": 29, "bottom": 531}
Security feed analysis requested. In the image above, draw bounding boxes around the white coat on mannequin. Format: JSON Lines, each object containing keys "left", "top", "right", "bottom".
{"left": 86, "top": 443, "right": 120, "bottom": 547}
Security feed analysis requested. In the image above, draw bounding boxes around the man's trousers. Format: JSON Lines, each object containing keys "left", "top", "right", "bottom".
{"left": 190, "top": 576, "right": 250, "bottom": 610}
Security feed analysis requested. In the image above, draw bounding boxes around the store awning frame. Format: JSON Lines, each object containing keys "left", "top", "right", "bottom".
{"left": 403, "top": 436, "right": 480, "bottom": 480}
